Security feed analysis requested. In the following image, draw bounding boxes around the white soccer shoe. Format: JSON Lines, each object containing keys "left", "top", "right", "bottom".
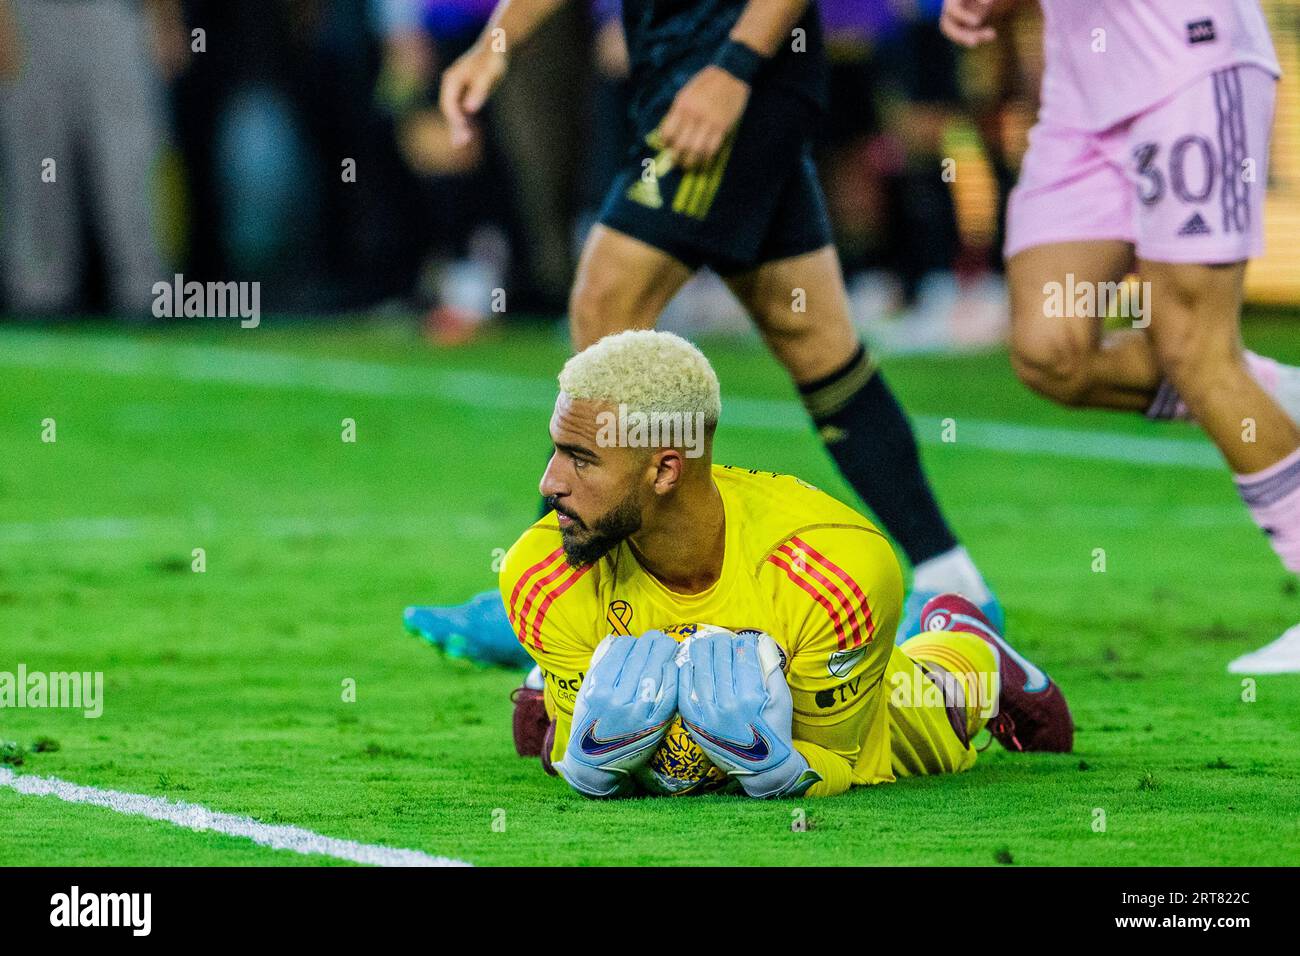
{"left": 1227, "top": 624, "right": 1300, "bottom": 674}
{"left": 525, "top": 664, "right": 544, "bottom": 690}
{"left": 1268, "top": 360, "right": 1300, "bottom": 426}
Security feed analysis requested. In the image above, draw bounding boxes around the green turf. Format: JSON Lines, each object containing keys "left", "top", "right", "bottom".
{"left": 2, "top": 317, "right": 1299, "bottom": 866}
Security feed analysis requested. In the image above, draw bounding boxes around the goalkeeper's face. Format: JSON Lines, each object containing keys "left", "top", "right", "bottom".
{"left": 541, "top": 394, "right": 666, "bottom": 567}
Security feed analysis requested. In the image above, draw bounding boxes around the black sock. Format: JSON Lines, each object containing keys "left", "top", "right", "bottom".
{"left": 798, "top": 344, "right": 957, "bottom": 566}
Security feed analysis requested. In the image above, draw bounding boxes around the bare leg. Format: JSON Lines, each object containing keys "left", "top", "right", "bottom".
{"left": 1006, "top": 241, "right": 1163, "bottom": 411}
{"left": 1140, "top": 259, "right": 1300, "bottom": 473}
{"left": 721, "top": 245, "right": 858, "bottom": 384}
{"left": 568, "top": 224, "right": 694, "bottom": 350}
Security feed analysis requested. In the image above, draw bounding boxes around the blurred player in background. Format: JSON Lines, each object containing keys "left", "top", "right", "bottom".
{"left": 942, "top": 0, "right": 1300, "bottom": 672}
{"left": 408, "top": 0, "right": 1005, "bottom": 663}
{"left": 500, "top": 330, "right": 1072, "bottom": 797}
{"left": 373, "top": 0, "right": 590, "bottom": 339}
{"left": 0, "top": 0, "right": 176, "bottom": 315}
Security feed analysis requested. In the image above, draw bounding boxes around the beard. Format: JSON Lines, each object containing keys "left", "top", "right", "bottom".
{"left": 550, "top": 491, "right": 642, "bottom": 567}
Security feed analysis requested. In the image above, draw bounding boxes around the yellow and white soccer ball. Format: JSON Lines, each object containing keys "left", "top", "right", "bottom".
{"left": 633, "top": 623, "right": 786, "bottom": 797}
{"left": 638, "top": 713, "right": 731, "bottom": 796}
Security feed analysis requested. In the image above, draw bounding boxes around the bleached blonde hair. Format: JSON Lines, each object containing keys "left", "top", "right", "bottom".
{"left": 558, "top": 329, "right": 721, "bottom": 427}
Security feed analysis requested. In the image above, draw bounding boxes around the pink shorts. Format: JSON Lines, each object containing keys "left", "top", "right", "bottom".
{"left": 1006, "top": 64, "right": 1276, "bottom": 264}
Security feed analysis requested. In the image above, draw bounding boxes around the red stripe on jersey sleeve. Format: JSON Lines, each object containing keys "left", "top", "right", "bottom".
{"left": 792, "top": 535, "right": 875, "bottom": 644}
{"left": 776, "top": 542, "right": 864, "bottom": 647}
{"left": 527, "top": 564, "right": 593, "bottom": 651}
{"left": 515, "top": 559, "right": 573, "bottom": 645}
{"left": 507, "top": 546, "right": 565, "bottom": 636}
{"left": 768, "top": 552, "right": 850, "bottom": 650}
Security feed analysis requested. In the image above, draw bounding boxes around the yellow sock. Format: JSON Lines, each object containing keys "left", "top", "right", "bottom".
{"left": 902, "top": 632, "right": 1000, "bottom": 741}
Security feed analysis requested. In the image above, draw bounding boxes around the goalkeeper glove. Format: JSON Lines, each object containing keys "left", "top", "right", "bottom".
{"left": 555, "top": 632, "right": 678, "bottom": 798}
{"left": 678, "top": 631, "right": 821, "bottom": 798}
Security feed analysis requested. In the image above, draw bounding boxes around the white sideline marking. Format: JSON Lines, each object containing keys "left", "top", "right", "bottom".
{"left": 0, "top": 767, "right": 470, "bottom": 867}
{"left": 0, "top": 329, "right": 1221, "bottom": 469}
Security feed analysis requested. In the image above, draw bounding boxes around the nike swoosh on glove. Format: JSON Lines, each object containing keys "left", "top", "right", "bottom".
{"left": 678, "top": 631, "right": 821, "bottom": 798}
{"left": 556, "top": 631, "right": 678, "bottom": 798}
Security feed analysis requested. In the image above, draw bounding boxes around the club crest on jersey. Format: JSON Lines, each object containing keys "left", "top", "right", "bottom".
{"left": 827, "top": 644, "right": 868, "bottom": 678}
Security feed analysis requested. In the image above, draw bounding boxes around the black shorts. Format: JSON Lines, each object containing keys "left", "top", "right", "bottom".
{"left": 597, "top": 89, "right": 833, "bottom": 276}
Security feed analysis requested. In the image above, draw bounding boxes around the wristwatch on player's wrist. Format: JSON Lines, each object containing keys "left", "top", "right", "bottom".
{"left": 712, "top": 38, "right": 766, "bottom": 85}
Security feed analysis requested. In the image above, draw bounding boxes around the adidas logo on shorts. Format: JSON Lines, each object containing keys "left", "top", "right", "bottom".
{"left": 1177, "top": 212, "right": 1212, "bottom": 237}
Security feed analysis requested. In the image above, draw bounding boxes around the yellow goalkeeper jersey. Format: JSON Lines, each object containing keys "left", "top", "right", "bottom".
{"left": 499, "top": 463, "right": 907, "bottom": 797}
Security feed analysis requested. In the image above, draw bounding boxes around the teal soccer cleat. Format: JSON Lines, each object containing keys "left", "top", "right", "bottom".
{"left": 403, "top": 590, "right": 534, "bottom": 669}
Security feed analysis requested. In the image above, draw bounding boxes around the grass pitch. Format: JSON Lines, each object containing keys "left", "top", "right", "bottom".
{"left": 2, "top": 317, "right": 1299, "bottom": 866}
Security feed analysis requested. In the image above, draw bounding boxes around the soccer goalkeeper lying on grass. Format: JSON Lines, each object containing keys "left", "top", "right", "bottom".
{"left": 493, "top": 330, "right": 1072, "bottom": 797}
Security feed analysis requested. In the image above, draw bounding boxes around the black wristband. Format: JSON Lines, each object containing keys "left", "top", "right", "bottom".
{"left": 712, "top": 38, "right": 765, "bottom": 85}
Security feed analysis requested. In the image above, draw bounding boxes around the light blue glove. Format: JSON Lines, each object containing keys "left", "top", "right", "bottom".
{"left": 556, "top": 632, "right": 679, "bottom": 798}
{"left": 678, "top": 632, "right": 821, "bottom": 798}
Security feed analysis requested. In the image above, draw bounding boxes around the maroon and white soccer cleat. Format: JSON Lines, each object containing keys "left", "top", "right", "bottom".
{"left": 511, "top": 686, "right": 549, "bottom": 757}
{"left": 919, "top": 593, "right": 1074, "bottom": 753}
{"left": 510, "top": 673, "right": 559, "bottom": 775}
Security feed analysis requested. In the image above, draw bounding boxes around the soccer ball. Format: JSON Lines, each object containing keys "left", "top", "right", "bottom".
{"left": 633, "top": 623, "right": 786, "bottom": 797}
{"left": 637, "top": 713, "right": 732, "bottom": 796}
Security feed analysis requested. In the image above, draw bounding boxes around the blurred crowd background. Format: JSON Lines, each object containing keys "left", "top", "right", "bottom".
{"left": 2, "top": 0, "right": 1299, "bottom": 347}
